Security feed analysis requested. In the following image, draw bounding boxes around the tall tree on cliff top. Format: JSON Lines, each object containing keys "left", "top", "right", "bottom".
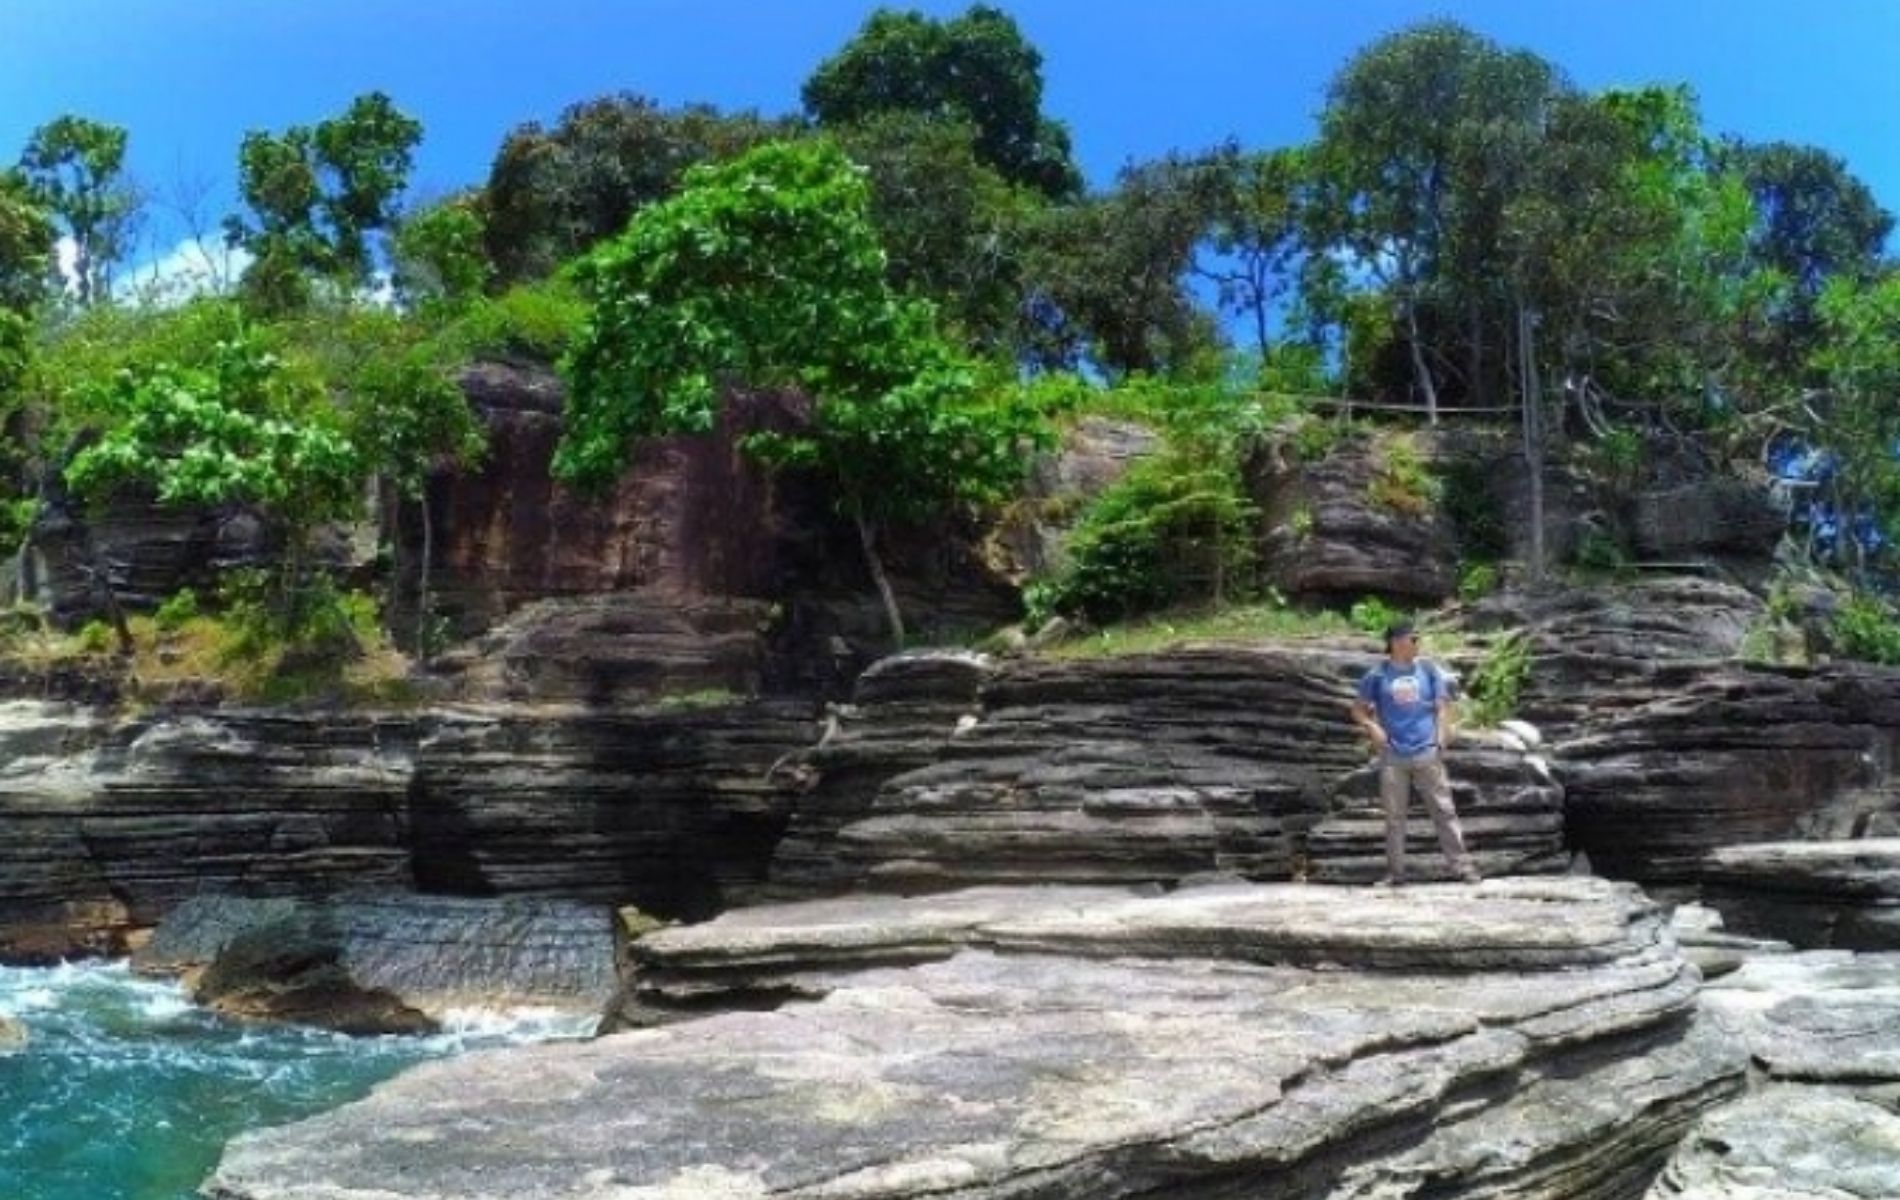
{"left": 1723, "top": 139, "right": 1893, "bottom": 379}
{"left": 554, "top": 139, "right": 1042, "bottom": 645}
{"left": 0, "top": 173, "right": 54, "bottom": 396}
{"left": 805, "top": 4, "right": 1082, "bottom": 200}
{"left": 225, "top": 92, "right": 423, "bottom": 314}
{"left": 18, "top": 115, "right": 141, "bottom": 307}
{"left": 482, "top": 95, "right": 788, "bottom": 284}
{"left": 1313, "top": 21, "right": 1563, "bottom": 418}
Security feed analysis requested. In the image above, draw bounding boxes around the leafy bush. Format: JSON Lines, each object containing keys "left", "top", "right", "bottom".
{"left": 1832, "top": 593, "right": 1900, "bottom": 666}
{"left": 1457, "top": 561, "right": 1500, "bottom": 601}
{"left": 74, "top": 620, "right": 115, "bottom": 655}
{"left": 1464, "top": 631, "right": 1531, "bottom": 727}
{"left": 1349, "top": 596, "right": 1405, "bottom": 636}
{"left": 153, "top": 588, "right": 201, "bottom": 632}
{"left": 439, "top": 278, "right": 589, "bottom": 363}
{"left": 1584, "top": 425, "right": 1646, "bottom": 488}
{"left": 1367, "top": 432, "right": 1443, "bottom": 515}
{"left": 1291, "top": 414, "right": 1351, "bottom": 462}
{"left": 1029, "top": 449, "right": 1257, "bottom": 625}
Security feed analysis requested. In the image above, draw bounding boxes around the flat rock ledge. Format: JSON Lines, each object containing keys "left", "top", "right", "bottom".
{"left": 208, "top": 878, "right": 1743, "bottom": 1200}
{"left": 1701, "top": 838, "right": 1900, "bottom": 950}
{"left": 1648, "top": 952, "right": 1900, "bottom": 1199}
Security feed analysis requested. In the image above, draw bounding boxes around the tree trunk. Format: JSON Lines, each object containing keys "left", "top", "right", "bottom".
{"left": 853, "top": 510, "right": 905, "bottom": 649}
{"left": 1404, "top": 300, "right": 1440, "bottom": 425}
{"left": 1467, "top": 294, "right": 1485, "bottom": 408}
{"left": 1517, "top": 301, "right": 1546, "bottom": 585}
{"left": 83, "top": 528, "right": 133, "bottom": 657}
{"left": 416, "top": 490, "right": 434, "bottom": 662}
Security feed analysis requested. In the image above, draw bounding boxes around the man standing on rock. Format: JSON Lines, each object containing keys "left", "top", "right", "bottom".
{"left": 1351, "top": 620, "right": 1481, "bottom": 886}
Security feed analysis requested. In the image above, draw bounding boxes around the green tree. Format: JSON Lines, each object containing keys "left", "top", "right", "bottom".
{"left": 1023, "top": 152, "right": 1224, "bottom": 376}
{"left": 345, "top": 340, "right": 485, "bottom": 657}
{"left": 836, "top": 113, "right": 1039, "bottom": 352}
{"left": 393, "top": 192, "right": 492, "bottom": 315}
{"left": 1723, "top": 139, "right": 1893, "bottom": 376}
{"left": 63, "top": 326, "right": 364, "bottom": 621}
{"left": 19, "top": 115, "right": 141, "bottom": 307}
{"left": 1314, "top": 21, "right": 1563, "bottom": 418}
{"left": 805, "top": 4, "right": 1081, "bottom": 199}
{"left": 1198, "top": 144, "right": 1316, "bottom": 361}
{"left": 1811, "top": 275, "right": 1900, "bottom": 577}
{"left": 0, "top": 175, "right": 54, "bottom": 394}
{"left": 226, "top": 92, "right": 423, "bottom": 312}
{"left": 555, "top": 139, "right": 1041, "bottom": 643}
{"left": 482, "top": 95, "right": 788, "bottom": 284}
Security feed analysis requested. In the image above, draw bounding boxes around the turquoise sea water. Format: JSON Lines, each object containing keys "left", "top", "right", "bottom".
{"left": 0, "top": 961, "right": 591, "bottom": 1200}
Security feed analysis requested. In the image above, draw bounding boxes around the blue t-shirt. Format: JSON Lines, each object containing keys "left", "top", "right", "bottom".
{"left": 1357, "top": 660, "right": 1446, "bottom": 757}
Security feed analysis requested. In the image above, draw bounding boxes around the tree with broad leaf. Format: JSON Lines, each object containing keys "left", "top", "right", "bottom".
{"left": 554, "top": 138, "right": 1043, "bottom": 645}
{"left": 19, "top": 115, "right": 141, "bottom": 307}
{"left": 225, "top": 92, "right": 423, "bottom": 314}
{"left": 804, "top": 4, "right": 1082, "bottom": 200}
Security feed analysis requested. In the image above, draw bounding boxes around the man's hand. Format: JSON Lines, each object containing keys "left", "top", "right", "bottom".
{"left": 1366, "top": 723, "right": 1389, "bottom": 752}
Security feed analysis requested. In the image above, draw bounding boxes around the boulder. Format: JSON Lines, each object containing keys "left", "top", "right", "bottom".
{"left": 1254, "top": 431, "right": 1459, "bottom": 604}
{"left": 208, "top": 878, "right": 1743, "bottom": 1200}
{"left": 1701, "top": 838, "right": 1900, "bottom": 950}
{"left": 1629, "top": 478, "right": 1784, "bottom": 562}
{"left": 0, "top": 1014, "right": 24, "bottom": 1053}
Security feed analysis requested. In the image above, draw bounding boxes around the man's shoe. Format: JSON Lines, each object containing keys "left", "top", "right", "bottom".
{"left": 1458, "top": 867, "right": 1483, "bottom": 884}
{"left": 1373, "top": 875, "right": 1404, "bottom": 889}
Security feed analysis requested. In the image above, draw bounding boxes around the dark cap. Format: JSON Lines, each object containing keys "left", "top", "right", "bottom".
{"left": 1383, "top": 620, "right": 1417, "bottom": 647}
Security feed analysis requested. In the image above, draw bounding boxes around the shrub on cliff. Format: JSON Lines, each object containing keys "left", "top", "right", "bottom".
{"left": 553, "top": 138, "right": 1044, "bottom": 645}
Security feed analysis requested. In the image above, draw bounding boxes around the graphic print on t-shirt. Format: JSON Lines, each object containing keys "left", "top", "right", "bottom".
{"left": 1390, "top": 672, "right": 1422, "bottom": 706}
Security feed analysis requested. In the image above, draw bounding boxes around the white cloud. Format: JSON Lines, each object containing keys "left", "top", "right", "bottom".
{"left": 54, "top": 236, "right": 78, "bottom": 294}
{"left": 118, "top": 236, "right": 253, "bottom": 305}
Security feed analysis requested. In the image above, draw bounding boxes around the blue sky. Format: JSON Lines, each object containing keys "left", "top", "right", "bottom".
{"left": 6, "top": 0, "right": 1900, "bottom": 279}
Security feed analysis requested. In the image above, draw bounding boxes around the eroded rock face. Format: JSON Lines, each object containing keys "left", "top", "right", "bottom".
{"left": 137, "top": 893, "right": 616, "bottom": 1034}
{"left": 983, "top": 416, "right": 1162, "bottom": 584}
{"left": 208, "top": 878, "right": 1742, "bottom": 1200}
{"left": 1254, "top": 432, "right": 1459, "bottom": 604}
{"left": 0, "top": 701, "right": 816, "bottom": 960}
{"left": 770, "top": 647, "right": 1562, "bottom": 899}
{"left": 1701, "top": 839, "right": 1900, "bottom": 950}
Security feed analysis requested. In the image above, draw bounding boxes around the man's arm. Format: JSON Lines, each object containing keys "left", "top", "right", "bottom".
{"left": 1437, "top": 695, "right": 1455, "bottom": 748}
{"left": 1351, "top": 698, "right": 1388, "bottom": 750}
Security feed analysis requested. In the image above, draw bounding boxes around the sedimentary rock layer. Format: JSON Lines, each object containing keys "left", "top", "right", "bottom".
{"left": 209, "top": 878, "right": 1742, "bottom": 1200}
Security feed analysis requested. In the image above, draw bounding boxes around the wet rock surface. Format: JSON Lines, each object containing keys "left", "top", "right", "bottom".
{"left": 137, "top": 893, "right": 617, "bottom": 1032}
{"left": 209, "top": 878, "right": 1743, "bottom": 1200}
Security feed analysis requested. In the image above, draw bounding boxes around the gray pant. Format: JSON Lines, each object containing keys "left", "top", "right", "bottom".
{"left": 1379, "top": 749, "right": 1471, "bottom": 879}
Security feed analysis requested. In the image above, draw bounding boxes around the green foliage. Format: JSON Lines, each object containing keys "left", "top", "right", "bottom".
{"left": 484, "top": 94, "right": 789, "bottom": 284}
{"left": 226, "top": 92, "right": 424, "bottom": 312}
{"left": 394, "top": 194, "right": 491, "bottom": 314}
{"left": 836, "top": 113, "right": 1039, "bottom": 351}
{"left": 1583, "top": 425, "right": 1646, "bottom": 489}
{"left": 1367, "top": 432, "right": 1443, "bottom": 515}
{"left": 1831, "top": 593, "right": 1900, "bottom": 667}
{"left": 153, "top": 588, "right": 201, "bottom": 632}
{"left": 437, "top": 277, "right": 589, "bottom": 363}
{"left": 1290, "top": 414, "right": 1350, "bottom": 463}
{"left": 1038, "top": 598, "right": 1355, "bottom": 658}
{"left": 74, "top": 620, "right": 115, "bottom": 655}
{"left": 345, "top": 348, "right": 485, "bottom": 499}
{"left": 1027, "top": 448, "right": 1257, "bottom": 625}
{"left": 804, "top": 4, "right": 1081, "bottom": 198}
{"left": 557, "top": 138, "right": 1040, "bottom": 525}
{"left": 1021, "top": 153, "right": 1224, "bottom": 375}
{"left": 1573, "top": 530, "right": 1630, "bottom": 574}
{"left": 1464, "top": 631, "right": 1531, "bottom": 727}
{"left": 1811, "top": 275, "right": 1900, "bottom": 567}
{"left": 1457, "top": 561, "right": 1500, "bottom": 601}
{"left": 19, "top": 114, "right": 138, "bottom": 307}
{"left": 0, "top": 170, "right": 56, "bottom": 314}
{"left": 1349, "top": 596, "right": 1405, "bottom": 636}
